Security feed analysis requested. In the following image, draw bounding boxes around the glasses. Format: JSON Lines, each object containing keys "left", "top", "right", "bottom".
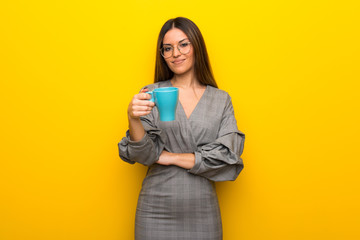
{"left": 160, "top": 40, "right": 192, "bottom": 59}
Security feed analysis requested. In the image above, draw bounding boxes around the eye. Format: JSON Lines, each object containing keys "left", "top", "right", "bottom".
{"left": 180, "top": 42, "right": 189, "bottom": 47}
{"left": 164, "top": 47, "right": 172, "bottom": 52}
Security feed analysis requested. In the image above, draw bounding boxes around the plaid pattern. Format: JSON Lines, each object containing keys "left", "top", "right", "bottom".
{"left": 118, "top": 80, "right": 245, "bottom": 240}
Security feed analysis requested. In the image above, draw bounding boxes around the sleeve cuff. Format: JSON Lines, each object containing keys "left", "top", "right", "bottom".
{"left": 125, "top": 130, "right": 149, "bottom": 147}
{"left": 188, "top": 151, "right": 202, "bottom": 174}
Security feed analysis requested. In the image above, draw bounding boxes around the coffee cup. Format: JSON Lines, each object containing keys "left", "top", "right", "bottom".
{"left": 147, "top": 87, "right": 179, "bottom": 121}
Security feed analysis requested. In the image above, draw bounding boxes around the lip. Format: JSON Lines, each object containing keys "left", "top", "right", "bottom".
{"left": 172, "top": 59, "right": 185, "bottom": 64}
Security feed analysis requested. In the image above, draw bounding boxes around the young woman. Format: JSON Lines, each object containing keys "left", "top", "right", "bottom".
{"left": 118, "top": 17, "right": 245, "bottom": 240}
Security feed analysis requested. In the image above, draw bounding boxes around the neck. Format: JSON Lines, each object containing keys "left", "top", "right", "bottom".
{"left": 171, "top": 71, "right": 201, "bottom": 89}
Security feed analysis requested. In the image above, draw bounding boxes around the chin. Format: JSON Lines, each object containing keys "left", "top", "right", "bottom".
{"left": 172, "top": 70, "right": 189, "bottom": 76}
{"left": 170, "top": 66, "right": 193, "bottom": 75}
{"left": 171, "top": 69, "right": 184, "bottom": 74}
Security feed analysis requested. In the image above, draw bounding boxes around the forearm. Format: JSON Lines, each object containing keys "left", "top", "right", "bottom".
{"left": 128, "top": 117, "right": 145, "bottom": 142}
{"left": 173, "top": 153, "right": 195, "bottom": 169}
{"left": 158, "top": 151, "right": 195, "bottom": 169}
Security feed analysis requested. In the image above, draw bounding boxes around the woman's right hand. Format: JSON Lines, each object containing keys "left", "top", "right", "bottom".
{"left": 127, "top": 88, "right": 155, "bottom": 120}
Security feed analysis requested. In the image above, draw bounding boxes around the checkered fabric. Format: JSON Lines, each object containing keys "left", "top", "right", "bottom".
{"left": 118, "top": 80, "right": 245, "bottom": 240}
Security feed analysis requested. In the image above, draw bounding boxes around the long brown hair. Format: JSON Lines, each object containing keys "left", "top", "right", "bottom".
{"left": 154, "top": 17, "right": 218, "bottom": 88}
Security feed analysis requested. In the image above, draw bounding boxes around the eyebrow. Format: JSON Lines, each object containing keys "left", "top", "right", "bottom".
{"left": 163, "top": 38, "right": 189, "bottom": 46}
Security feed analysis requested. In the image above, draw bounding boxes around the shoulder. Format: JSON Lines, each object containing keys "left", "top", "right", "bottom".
{"left": 140, "top": 80, "right": 171, "bottom": 92}
{"left": 207, "top": 85, "right": 232, "bottom": 103}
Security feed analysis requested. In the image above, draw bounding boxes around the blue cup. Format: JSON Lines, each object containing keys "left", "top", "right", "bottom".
{"left": 148, "top": 87, "right": 179, "bottom": 121}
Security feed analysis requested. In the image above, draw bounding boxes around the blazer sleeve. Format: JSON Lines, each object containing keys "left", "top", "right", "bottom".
{"left": 117, "top": 95, "right": 167, "bottom": 166}
{"left": 188, "top": 94, "right": 245, "bottom": 181}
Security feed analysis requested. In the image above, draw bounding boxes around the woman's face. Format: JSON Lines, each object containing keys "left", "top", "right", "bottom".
{"left": 162, "top": 28, "right": 195, "bottom": 76}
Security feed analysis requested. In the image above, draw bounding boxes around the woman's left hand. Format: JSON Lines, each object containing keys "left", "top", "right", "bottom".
{"left": 157, "top": 150, "right": 175, "bottom": 166}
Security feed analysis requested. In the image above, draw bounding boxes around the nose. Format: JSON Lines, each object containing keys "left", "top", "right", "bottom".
{"left": 173, "top": 46, "right": 181, "bottom": 58}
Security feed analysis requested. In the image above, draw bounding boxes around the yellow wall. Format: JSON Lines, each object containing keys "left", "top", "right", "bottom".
{"left": 1, "top": 0, "right": 359, "bottom": 239}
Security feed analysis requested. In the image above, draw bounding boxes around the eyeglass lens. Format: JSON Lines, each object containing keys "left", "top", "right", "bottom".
{"left": 161, "top": 42, "right": 191, "bottom": 58}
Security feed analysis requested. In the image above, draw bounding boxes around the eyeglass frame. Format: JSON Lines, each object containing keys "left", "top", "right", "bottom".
{"left": 160, "top": 39, "right": 192, "bottom": 59}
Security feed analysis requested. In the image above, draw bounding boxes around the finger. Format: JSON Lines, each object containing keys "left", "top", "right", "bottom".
{"left": 132, "top": 105, "right": 153, "bottom": 111}
{"left": 140, "top": 88, "right": 149, "bottom": 93}
{"left": 133, "top": 98, "right": 155, "bottom": 107}
{"left": 131, "top": 111, "right": 151, "bottom": 117}
{"left": 135, "top": 93, "right": 152, "bottom": 100}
